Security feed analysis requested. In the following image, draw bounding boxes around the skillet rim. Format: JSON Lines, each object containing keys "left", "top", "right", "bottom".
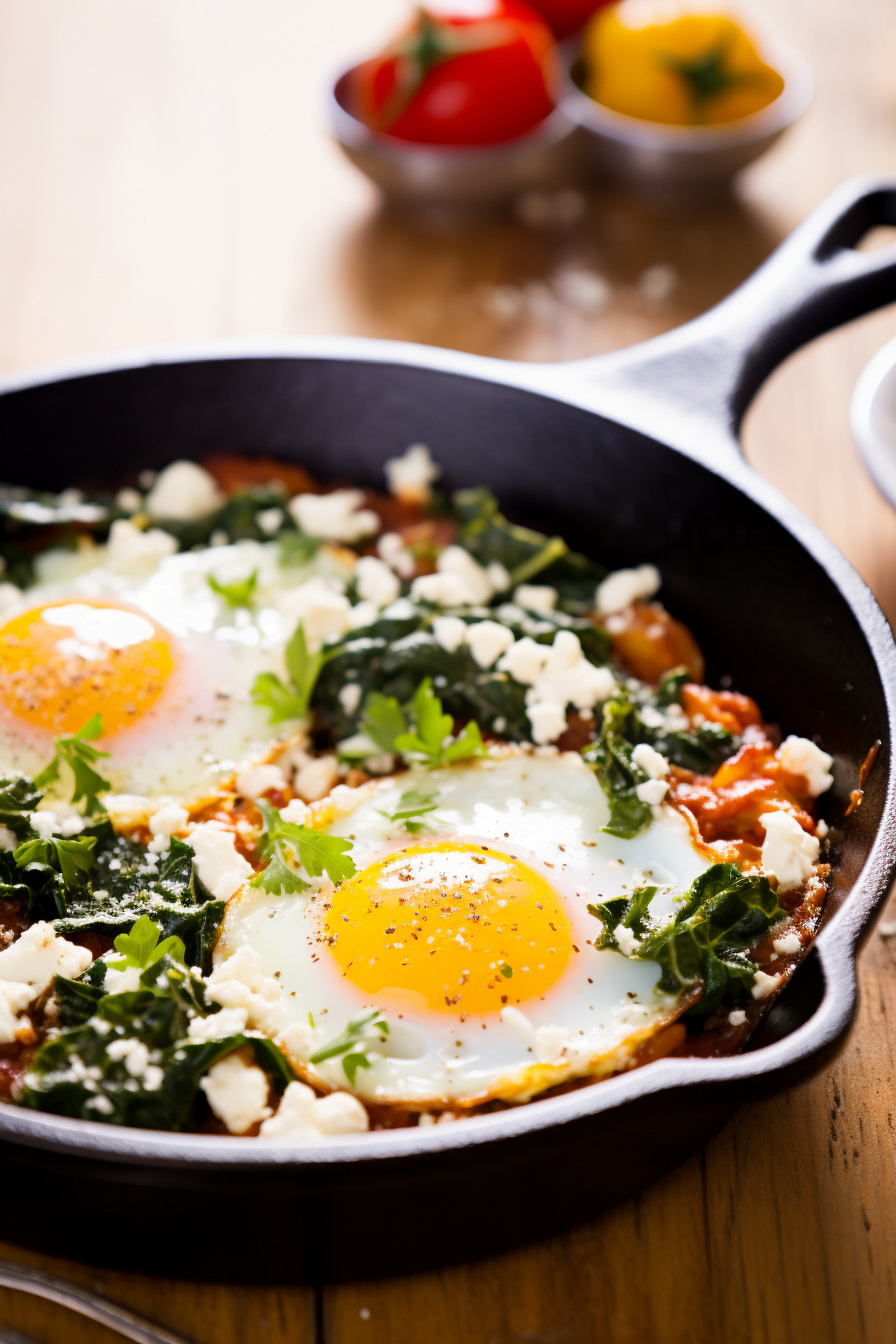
{"left": 0, "top": 336, "right": 894, "bottom": 1168}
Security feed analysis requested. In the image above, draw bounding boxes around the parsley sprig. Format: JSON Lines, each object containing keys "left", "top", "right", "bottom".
{"left": 14, "top": 833, "right": 97, "bottom": 886}
{"left": 377, "top": 787, "right": 439, "bottom": 834}
{"left": 310, "top": 1009, "right": 390, "bottom": 1086}
{"left": 106, "top": 914, "right": 186, "bottom": 980}
{"left": 34, "top": 714, "right": 111, "bottom": 815}
{"left": 250, "top": 799, "right": 355, "bottom": 895}
{"left": 251, "top": 622, "right": 325, "bottom": 723}
{"left": 208, "top": 569, "right": 258, "bottom": 608}
{"left": 363, "top": 679, "right": 485, "bottom": 768}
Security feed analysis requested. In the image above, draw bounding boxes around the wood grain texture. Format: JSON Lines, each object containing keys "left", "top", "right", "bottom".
{"left": 0, "top": 1, "right": 895, "bottom": 1342}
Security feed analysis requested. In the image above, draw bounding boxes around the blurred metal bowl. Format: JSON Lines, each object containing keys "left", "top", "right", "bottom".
{"left": 851, "top": 333, "right": 896, "bottom": 510}
{"left": 326, "top": 69, "right": 584, "bottom": 214}
{"left": 562, "top": 36, "right": 813, "bottom": 195}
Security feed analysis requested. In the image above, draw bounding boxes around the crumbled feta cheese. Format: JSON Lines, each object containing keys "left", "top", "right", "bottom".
{"left": 259, "top": 1081, "right": 369, "bottom": 1139}
{"left": 106, "top": 1037, "right": 151, "bottom": 1077}
{"left": 188, "top": 823, "right": 253, "bottom": 900}
{"left": 410, "top": 570, "right": 474, "bottom": 608}
{"left": 256, "top": 507, "right": 284, "bottom": 536}
{"left": 29, "top": 811, "right": 58, "bottom": 841}
{"left": 355, "top": 555, "right": 400, "bottom": 608}
{"left": 632, "top": 742, "right": 669, "bottom": 780}
{"left": 499, "top": 1006, "right": 534, "bottom": 1042}
{"left": 751, "top": 969, "right": 783, "bottom": 1000}
{"left": 348, "top": 600, "right": 378, "bottom": 630}
{"left": 105, "top": 519, "right": 178, "bottom": 572}
{"left": 432, "top": 615, "right": 467, "bottom": 654}
{"left": 595, "top": 564, "right": 661, "bottom": 616}
{"left": 526, "top": 702, "right": 568, "bottom": 745}
{"left": 338, "top": 683, "right": 363, "bottom": 716}
{"left": 279, "top": 798, "right": 310, "bottom": 824}
{"left": 327, "top": 784, "right": 364, "bottom": 816}
{"left": 498, "top": 637, "right": 550, "bottom": 685}
{"left": 200, "top": 1053, "right": 272, "bottom": 1133}
{"left": 513, "top": 584, "right": 558, "bottom": 616}
{"left": 206, "top": 947, "right": 282, "bottom": 1030}
{"left": 187, "top": 1006, "right": 250, "bottom": 1041}
{"left": 235, "top": 763, "right": 287, "bottom": 800}
{"left": 144, "top": 460, "right": 225, "bottom": 521}
{"left": 0, "top": 582, "right": 21, "bottom": 614}
{"left": 384, "top": 443, "right": 441, "bottom": 504}
{"left": 276, "top": 1020, "right": 316, "bottom": 1058}
{"left": 103, "top": 964, "right": 142, "bottom": 995}
{"left": 376, "top": 532, "right": 415, "bottom": 579}
{"left": 816, "top": 819, "right": 829, "bottom": 839}
{"left": 0, "top": 980, "right": 35, "bottom": 1045}
{"left": 614, "top": 925, "right": 642, "bottom": 956}
{"left": 760, "top": 810, "right": 820, "bottom": 893}
{"left": 527, "top": 631, "right": 617, "bottom": 711}
{"left": 486, "top": 562, "right": 511, "bottom": 595}
{"left": 534, "top": 1024, "right": 569, "bottom": 1065}
{"left": 635, "top": 778, "right": 669, "bottom": 806}
{"left": 776, "top": 736, "right": 834, "bottom": 797}
{"left": 430, "top": 545, "right": 496, "bottom": 605}
{"left": 0, "top": 825, "right": 17, "bottom": 852}
{"left": 466, "top": 620, "right": 514, "bottom": 669}
{"left": 115, "top": 487, "right": 143, "bottom": 513}
{"left": 0, "top": 922, "right": 92, "bottom": 992}
{"left": 278, "top": 577, "right": 352, "bottom": 649}
{"left": 148, "top": 802, "right": 189, "bottom": 837}
{"left": 294, "top": 755, "right": 339, "bottom": 803}
{"left": 772, "top": 931, "right": 802, "bottom": 956}
{"left": 288, "top": 490, "right": 378, "bottom": 543}
{"left": 727, "top": 1009, "right": 747, "bottom": 1026}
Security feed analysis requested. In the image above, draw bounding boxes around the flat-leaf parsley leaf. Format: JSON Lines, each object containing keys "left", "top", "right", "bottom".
{"left": 251, "top": 622, "right": 325, "bottom": 723}
{"left": 250, "top": 799, "right": 355, "bottom": 894}
{"left": 34, "top": 714, "right": 111, "bottom": 816}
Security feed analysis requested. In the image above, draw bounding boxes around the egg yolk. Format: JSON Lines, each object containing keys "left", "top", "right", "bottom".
{"left": 0, "top": 600, "right": 175, "bottom": 737}
{"left": 323, "top": 841, "right": 573, "bottom": 1016}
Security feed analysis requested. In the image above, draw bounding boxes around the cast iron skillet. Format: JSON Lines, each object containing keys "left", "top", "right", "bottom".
{"left": 1, "top": 178, "right": 896, "bottom": 1285}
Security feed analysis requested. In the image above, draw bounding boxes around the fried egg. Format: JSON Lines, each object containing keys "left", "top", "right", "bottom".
{"left": 0, "top": 538, "right": 352, "bottom": 803}
{"left": 219, "top": 751, "right": 712, "bottom": 1108}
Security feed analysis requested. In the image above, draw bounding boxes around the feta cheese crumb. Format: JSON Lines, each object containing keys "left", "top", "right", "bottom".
{"left": 294, "top": 755, "right": 339, "bottom": 803}
{"left": 751, "top": 969, "right": 783, "bottom": 1000}
{"left": 498, "top": 636, "right": 550, "bottom": 685}
{"left": 106, "top": 1037, "right": 151, "bottom": 1077}
{"left": 259, "top": 1080, "right": 369, "bottom": 1139}
{"left": 422, "top": 545, "right": 495, "bottom": 606}
{"left": 526, "top": 631, "right": 616, "bottom": 711}
{"left": 526, "top": 702, "right": 568, "bottom": 745}
{"left": 776, "top": 736, "right": 834, "bottom": 797}
{"left": 534, "top": 1024, "right": 569, "bottom": 1065}
{"left": 279, "top": 798, "right": 310, "bottom": 824}
{"left": 200, "top": 1053, "right": 272, "bottom": 1133}
{"left": 760, "top": 811, "right": 820, "bottom": 893}
{"left": 772, "top": 931, "right": 802, "bottom": 956}
{"left": 256, "top": 507, "right": 284, "bottom": 536}
{"left": 632, "top": 742, "right": 669, "bottom": 780}
{"left": 103, "top": 963, "right": 142, "bottom": 995}
{"left": 376, "top": 532, "right": 415, "bottom": 579}
{"left": 513, "top": 584, "right": 558, "bottom": 616}
{"left": 816, "top": 818, "right": 829, "bottom": 839}
{"left": 148, "top": 802, "right": 189, "bottom": 837}
{"left": 187, "top": 1006, "right": 250, "bottom": 1041}
{"left": 338, "top": 683, "right": 363, "bottom": 716}
{"left": 0, "top": 980, "right": 35, "bottom": 1044}
{"left": 205, "top": 946, "right": 282, "bottom": 1030}
{"left": 188, "top": 823, "right": 253, "bottom": 900}
{"left": 105, "top": 519, "right": 178, "bottom": 572}
{"left": 235, "top": 763, "right": 287, "bottom": 800}
{"left": 278, "top": 577, "right": 352, "bottom": 649}
{"left": 288, "top": 490, "right": 378, "bottom": 543}
{"left": 0, "top": 922, "right": 92, "bottom": 992}
{"left": 384, "top": 443, "right": 441, "bottom": 504}
{"left": 355, "top": 555, "right": 401, "bottom": 609}
{"left": 144, "top": 461, "right": 225, "bottom": 521}
{"left": 432, "top": 615, "right": 467, "bottom": 654}
{"left": 614, "top": 925, "right": 643, "bottom": 956}
{"left": 727, "top": 1009, "right": 747, "bottom": 1026}
{"left": 595, "top": 564, "right": 661, "bottom": 616}
{"left": 0, "top": 825, "right": 17, "bottom": 852}
{"left": 635, "top": 778, "right": 669, "bottom": 806}
{"left": 466, "top": 620, "right": 514, "bottom": 669}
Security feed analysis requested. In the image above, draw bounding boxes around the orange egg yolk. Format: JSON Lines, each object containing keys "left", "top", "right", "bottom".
{"left": 323, "top": 841, "right": 573, "bottom": 1017}
{"left": 0, "top": 600, "right": 175, "bottom": 737}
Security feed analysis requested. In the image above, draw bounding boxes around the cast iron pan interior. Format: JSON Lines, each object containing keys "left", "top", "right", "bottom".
{"left": 0, "top": 179, "right": 895, "bottom": 1281}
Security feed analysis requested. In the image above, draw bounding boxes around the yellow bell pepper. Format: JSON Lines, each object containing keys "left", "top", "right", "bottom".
{"left": 582, "top": 2, "right": 785, "bottom": 126}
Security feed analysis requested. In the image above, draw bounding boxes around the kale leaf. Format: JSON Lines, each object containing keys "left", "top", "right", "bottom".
{"left": 582, "top": 696, "right": 653, "bottom": 840}
{"left": 590, "top": 863, "right": 785, "bottom": 1023}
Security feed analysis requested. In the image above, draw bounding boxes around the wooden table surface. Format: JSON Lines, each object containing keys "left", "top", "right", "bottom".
{"left": 1, "top": 2, "right": 896, "bottom": 1341}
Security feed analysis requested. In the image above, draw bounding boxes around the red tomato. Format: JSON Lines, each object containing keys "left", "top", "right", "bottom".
{"left": 523, "top": 0, "right": 612, "bottom": 39}
{"left": 348, "top": 1, "right": 558, "bottom": 146}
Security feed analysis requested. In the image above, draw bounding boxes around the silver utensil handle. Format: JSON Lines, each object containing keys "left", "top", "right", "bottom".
{"left": 0, "top": 1260, "right": 191, "bottom": 1344}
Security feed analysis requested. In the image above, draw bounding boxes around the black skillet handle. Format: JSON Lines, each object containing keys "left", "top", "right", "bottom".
{"left": 565, "top": 176, "right": 896, "bottom": 464}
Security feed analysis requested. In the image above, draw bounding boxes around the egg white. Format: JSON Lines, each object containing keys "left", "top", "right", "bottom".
{"left": 219, "top": 752, "right": 712, "bottom": 1108}
{"left": 0, "top": 538, "right": 353, "bottom": 803}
